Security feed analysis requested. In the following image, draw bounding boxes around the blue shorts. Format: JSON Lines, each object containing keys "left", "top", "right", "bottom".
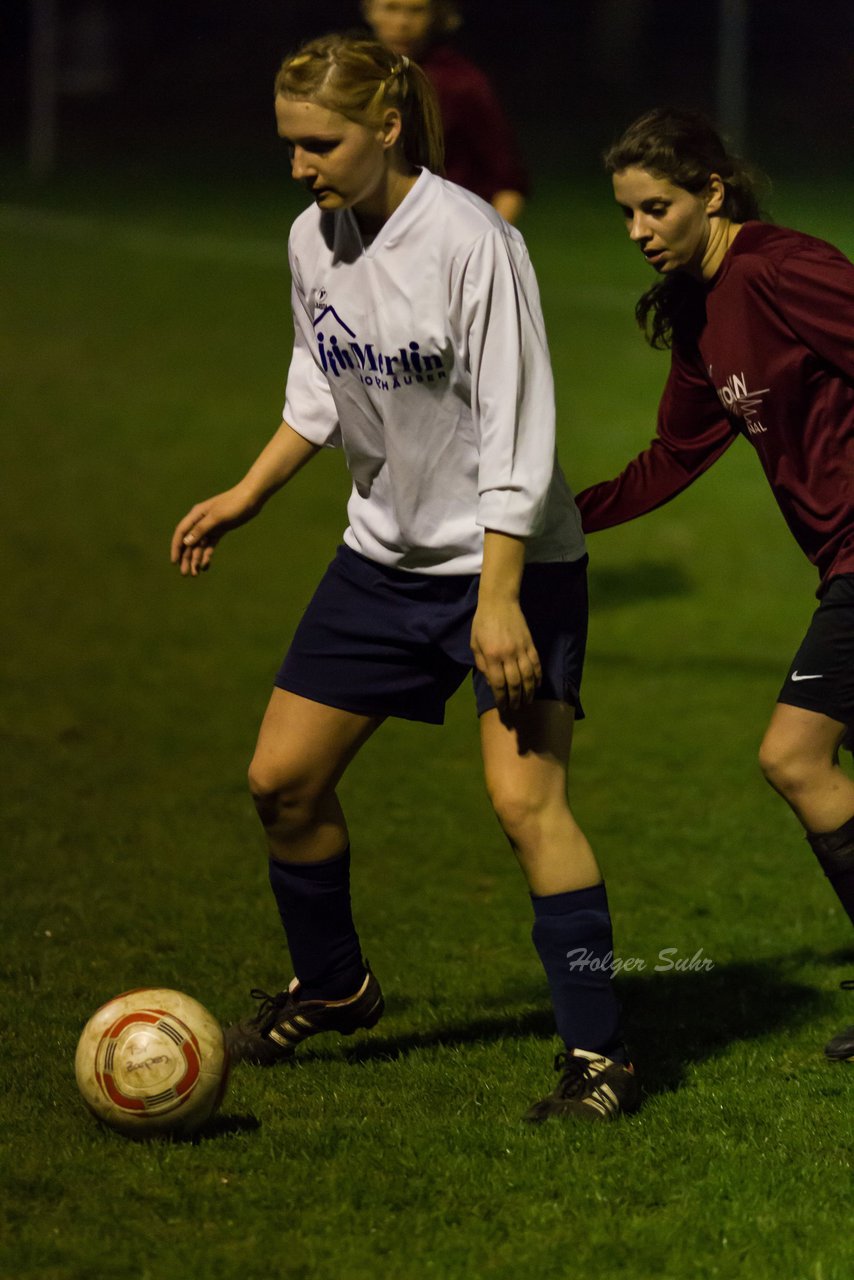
{"left": 777, "top": 574, "right": 854, "bottom": 726}
{"left": 275, "top": 545, "right": 589, "bottom": 725}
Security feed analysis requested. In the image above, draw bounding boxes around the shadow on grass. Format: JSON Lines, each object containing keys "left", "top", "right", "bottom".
{"left": 168, "top": 1113, "right": 262, "bottom": 1144}
{"left": 617, "top": 961, "right": 830, "bottom": 1095}
{"left": 304, "top": 958, "right": 834, "bottom": 1098}
{"left": 588, "top": 561, "right": 693, "bottom": 609}
{"left": 111, "top": 1113, "right": 262, "bottom": 1144}
{"left": 589, "top": 649, "right": 791, "bottom": 679}
{"left": 196, "top": 1112, "right": 262, "bottom": 1140}
{"left": 813, "top": 946, "right": 854, "bottom": 967}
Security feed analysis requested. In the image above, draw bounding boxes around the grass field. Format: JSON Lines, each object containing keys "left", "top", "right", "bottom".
{"left": 2, "top": 153, "right": 854, "bottom": 1280}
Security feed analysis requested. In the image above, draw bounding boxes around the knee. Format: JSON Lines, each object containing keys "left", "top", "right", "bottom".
{"left": 247, "top": 756, "right": 319, "bottom": 838}
{"left": 487, "top": 781, "right": 549, "bottom": 849}
{"left": 758, "top": 734, "right": 821, "bottom": 801}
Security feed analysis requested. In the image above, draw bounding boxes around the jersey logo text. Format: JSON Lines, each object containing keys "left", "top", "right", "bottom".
{"left": 312, "top": 305, "right": 449, "bottom": 391}
{"left": 715, "top": 371, "right": 769, "bottom": 436}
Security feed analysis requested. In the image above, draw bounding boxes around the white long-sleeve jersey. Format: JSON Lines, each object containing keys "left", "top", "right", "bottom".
{"left": 283, "top": 168, "right": 585, "bottom": 574}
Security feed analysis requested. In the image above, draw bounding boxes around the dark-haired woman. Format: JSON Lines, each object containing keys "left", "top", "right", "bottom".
{"left": 575, "top": 107, "right": 854, "bottom": 1062}
{"left": 170, "top": 35, "right": 639, "bottom": 1120}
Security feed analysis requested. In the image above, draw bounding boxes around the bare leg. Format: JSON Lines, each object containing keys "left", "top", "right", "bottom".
{"left": 228, "top": 688, "right": 385, "bottom": 1050}
{"left": 760, "top": 704, "right": 854, "bottom": 1062}
{"left": 479, "top": 701, "right": 601, "bottom": 895}
{"left": 480, "top": 700, "right": 628, "bottom": 1074}
{"left": 248, "top": 688, "right": 383, "bottom": 863}
{"left": 759, "top": 704, "right": 854, "bottom": 833}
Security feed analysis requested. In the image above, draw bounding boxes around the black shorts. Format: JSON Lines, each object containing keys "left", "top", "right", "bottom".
{"left": 275, "top": 545, "right": 588, "bottom": 725}
{"left": 777, "top": 574, "right": 854, "bottom": 725}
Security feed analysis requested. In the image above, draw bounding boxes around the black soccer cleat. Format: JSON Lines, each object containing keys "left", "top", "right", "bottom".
{"left": 524, "top": 1047, "right": 641, "bottom": 1122}
{"left": 825, "top": 979, "right": 854, "bottom": 1062}
{"left": 825, "top": 1026, "right": 854, "bottom": 1062}
{"left": 225, "top": 969, "right": 384, "bottom": 1066}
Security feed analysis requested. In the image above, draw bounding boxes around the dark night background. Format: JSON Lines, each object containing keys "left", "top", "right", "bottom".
{"left": 1, "top": 2, "right": 853, "bottom": 187}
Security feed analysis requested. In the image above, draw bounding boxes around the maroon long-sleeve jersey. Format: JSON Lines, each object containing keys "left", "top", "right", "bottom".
{"left": 575, "top": 222, "right": 854, "bottom": 593}
{"left": 419, "top": 44, "right": 530, "bottom": 204}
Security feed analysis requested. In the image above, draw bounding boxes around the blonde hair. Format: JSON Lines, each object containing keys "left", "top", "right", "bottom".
{"left": 275, "top": 34, "right": 445, "bottom": 175}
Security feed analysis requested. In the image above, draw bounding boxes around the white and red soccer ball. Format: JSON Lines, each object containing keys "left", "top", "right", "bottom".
{"left": 75, "top": 988, "right": 229, "bottom": 1138}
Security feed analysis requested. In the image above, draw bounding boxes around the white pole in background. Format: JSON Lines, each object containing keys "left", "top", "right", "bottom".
{"left": 717, "top": 0, "right": 749, "bottom": 153}
{"left": 29, "top": 0, "right": 58, "bottom": 178}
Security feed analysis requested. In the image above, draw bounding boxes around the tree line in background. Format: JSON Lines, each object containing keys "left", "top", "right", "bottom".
{"left": 3, "top": 0, "right": 852, "bottom": 174}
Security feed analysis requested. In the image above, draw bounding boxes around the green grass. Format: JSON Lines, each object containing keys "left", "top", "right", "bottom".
{"left": 2, "top": 159, "right": 854, "bottom": 1280}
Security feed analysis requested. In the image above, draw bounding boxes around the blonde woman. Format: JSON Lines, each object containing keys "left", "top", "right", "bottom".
{"left": 171, "top": 35, "right": 639, "bottom": 1121}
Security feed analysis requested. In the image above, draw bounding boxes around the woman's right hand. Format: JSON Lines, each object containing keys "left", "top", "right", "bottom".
{"left": 170, "top": 485, "right": 262, "bottom": 577}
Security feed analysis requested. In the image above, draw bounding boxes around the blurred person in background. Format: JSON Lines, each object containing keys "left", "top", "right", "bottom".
{"left": 361, "top": 0, "right": 529, "bottom": 223}
{"left": 575, "top": 107, "right": 854, "bottom": 1064}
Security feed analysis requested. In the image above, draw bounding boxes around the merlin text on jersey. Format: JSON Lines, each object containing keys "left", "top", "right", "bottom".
{"left": 313, "top": 305, "right": 449, "bottom": 389}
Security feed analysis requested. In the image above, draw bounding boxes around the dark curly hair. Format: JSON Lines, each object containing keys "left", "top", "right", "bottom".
{"left": 604, "top": 107, "right": 769, "bottom": 349}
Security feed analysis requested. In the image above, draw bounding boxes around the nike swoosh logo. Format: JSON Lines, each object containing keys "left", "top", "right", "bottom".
{"left": 791, "top": 671, "right": 824, "bottom": 681}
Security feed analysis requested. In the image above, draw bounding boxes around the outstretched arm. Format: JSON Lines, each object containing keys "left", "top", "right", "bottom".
{"left": 576, "top": 355, "right": 738, "bottom": 533}
{"left": 575, "top": 429, "right": 734, "bottom": 531}
{"left": 170, "top": 421, "right": 320, "bottom": 577}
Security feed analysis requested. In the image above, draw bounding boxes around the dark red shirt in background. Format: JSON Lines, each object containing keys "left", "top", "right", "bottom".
{"left": 419, "top": 43, "right": 530, "bottom": 204}
{"left": 575, "top": 222, "right": 854, "bottom": 593}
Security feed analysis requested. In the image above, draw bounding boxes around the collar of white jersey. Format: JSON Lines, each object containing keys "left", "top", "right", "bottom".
{"left": 343, "top": 167, "right": 435, "bottom": 257}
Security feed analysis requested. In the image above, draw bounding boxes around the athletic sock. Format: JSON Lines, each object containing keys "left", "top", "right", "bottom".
{"left": 267, "top": 848, "right": 366, "bottom": 1001}
{"left": 531, "top": 883, "right": 627, "bottom": 1064}
{"left": 807, "top": 814, "right": 854, "bottom": 927}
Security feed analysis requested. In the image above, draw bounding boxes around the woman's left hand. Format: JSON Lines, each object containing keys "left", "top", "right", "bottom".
{"left": 470, "top": 599, "right": 543, "bottom": 712}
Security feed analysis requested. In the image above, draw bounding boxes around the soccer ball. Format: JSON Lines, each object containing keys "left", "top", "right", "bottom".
{"left": 75, "top": 988, "right": 230, "bottom": 1138}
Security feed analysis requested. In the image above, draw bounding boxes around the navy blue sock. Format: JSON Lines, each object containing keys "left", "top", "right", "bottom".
{"left": 531, "top": 883, "right": 627, "bottom": 1063}
{"left": 267, "top": 849, "right": 366, "bottom": 1001}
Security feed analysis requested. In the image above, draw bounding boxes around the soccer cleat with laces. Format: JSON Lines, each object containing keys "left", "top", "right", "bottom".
{"left": 824, "top": 979, "right": 854, "bottom": 1062}
{"left": 524, "top": 1047, "right": 641, "bottom": 1122}
{"left": 225, "top": 969, "right": 384, "bottom": 1065}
